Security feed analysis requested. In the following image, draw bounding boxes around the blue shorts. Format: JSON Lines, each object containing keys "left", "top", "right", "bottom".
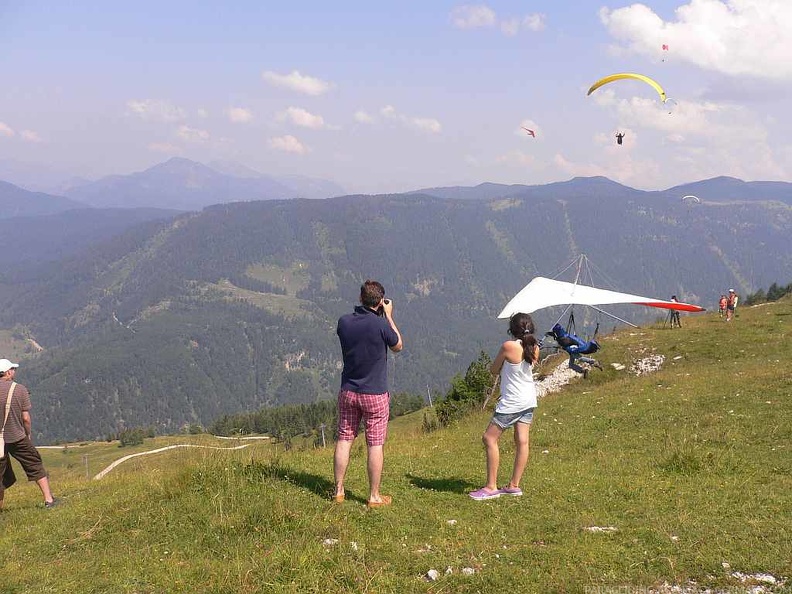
{"left": 491, "top": 408, "right": 534, "bottom": 429}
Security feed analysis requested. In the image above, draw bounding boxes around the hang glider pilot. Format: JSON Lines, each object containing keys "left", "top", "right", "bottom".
{"left": 546, "top": 323, "right": 603, "bottom": 377}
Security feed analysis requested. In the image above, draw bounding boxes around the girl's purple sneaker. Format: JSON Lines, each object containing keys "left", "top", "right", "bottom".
{"left": 469, "top": 487, "right": 502, "bottom": 500}
{"left": 500, "top": 486, "right": 523, "bottom": 496}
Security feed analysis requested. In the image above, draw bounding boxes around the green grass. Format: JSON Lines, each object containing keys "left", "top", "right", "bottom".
{"left": 245, "top": 261, "right": 311, "bottom": 296}
{"left": 208, "top": 279, "right": 316, "bottom": 319}
{"left": 1, "top": 301, "right": 790, "bottom": 593}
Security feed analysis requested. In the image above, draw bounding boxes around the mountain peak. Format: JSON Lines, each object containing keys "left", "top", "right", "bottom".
{"left": 150, "top": 157, "right": 216, "bottom": 175}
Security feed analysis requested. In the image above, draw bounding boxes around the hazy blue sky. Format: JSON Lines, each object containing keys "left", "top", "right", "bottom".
{"left": 1, "top": 1, "right": 790, "bottom": 193}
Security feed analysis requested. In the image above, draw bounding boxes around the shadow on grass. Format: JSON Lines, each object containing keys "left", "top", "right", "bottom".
{"left": 270, "top": 465, "right": 367, "bottom": 505}
{"left": 407, "top": 473, "right": 477, "bottom": 494}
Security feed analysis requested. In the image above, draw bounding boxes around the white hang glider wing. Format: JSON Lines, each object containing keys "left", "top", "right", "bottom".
{"left": 497, "top": 277, "right": 705, "bottom": 319}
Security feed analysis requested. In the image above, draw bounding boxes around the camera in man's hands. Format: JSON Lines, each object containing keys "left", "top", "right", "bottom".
{"left": 377, "top": 299, "right": 390, "bottom": 316}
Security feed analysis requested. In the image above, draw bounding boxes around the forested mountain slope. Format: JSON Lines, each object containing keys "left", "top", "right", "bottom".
{"left": 1, "top": 177, "right": 788, "bottom": 442}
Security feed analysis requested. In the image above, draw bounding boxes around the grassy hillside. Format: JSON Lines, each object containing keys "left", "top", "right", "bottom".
{"left": 0, "top": 300, "right": 789, "bottom": 593}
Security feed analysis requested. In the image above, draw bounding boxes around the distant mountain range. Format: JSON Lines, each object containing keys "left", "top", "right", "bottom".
{"left": 0, "top": 158, "right": 347, "bottom": 212}
{"left": 0, "top": 181, "right": 85, "bottom": 218}
{"left": 0, "top": 174, "right": 788, "bottom": 443}
{"left": 414, "top": 175, "right": 792, "bottom": 205}
{"left": 63, "top": 158, "right": 346, "bottom": 210}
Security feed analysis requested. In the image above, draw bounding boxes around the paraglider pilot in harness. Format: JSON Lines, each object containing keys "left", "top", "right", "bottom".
{"left": 546, "top": 323, "right": 603, "bottom": 377}
{"left": 616, "top": 132, "right": 625, "bottom": 145}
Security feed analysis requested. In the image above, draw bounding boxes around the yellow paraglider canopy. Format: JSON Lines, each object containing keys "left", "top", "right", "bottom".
{"left": 587, "top": 73, "right": 667, "bottom": 103}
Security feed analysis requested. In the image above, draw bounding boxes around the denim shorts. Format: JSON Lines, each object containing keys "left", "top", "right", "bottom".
{"left": 491, "top": 408, "right": 535, "bottom": 429}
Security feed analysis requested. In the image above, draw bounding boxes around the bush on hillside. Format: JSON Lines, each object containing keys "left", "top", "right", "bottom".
{"left": 744, "top": 280, "right": 792, "bottom": 306}
{"left": 118, "top": 427, "right": 147, "bottom": 447}
{"left": 432, "top": 351, "right": 493, "bottom": 429}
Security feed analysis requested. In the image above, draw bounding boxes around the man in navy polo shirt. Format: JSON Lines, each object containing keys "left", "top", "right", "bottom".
{"left": 333, "top": 280, "right": 403, "bottom": 508}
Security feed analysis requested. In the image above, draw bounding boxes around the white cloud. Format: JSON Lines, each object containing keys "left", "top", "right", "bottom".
{"left": 450, "top": 5, "right": 496, "bottom": 29}
{"left": 177, "top": 125, "right": 210, "bottom": 142}
{"left": 379, "top": 105, "right": 442, "bottom": 134}
{"left": 452, "top": 4, "right": 544, "bottom": 35}
{"left": 20, "top": 130, "right": 43, "bottom": 143}
{"left": 411, "top": 117, "right": 442, "bottom": 134}
{"left": 501, "top": 13, "right": 545, "bottom": 35}
{"left": 497, "top": 150, "right": 536, "bottom": 167}
{"left": 226, "top": 107, "right": 253, "bottom": 124}
{"left": 522, "top": 14, "right": 545, "bottom": 32}
{"left": 148, "top": 142, "right": 181, "bottom": 154}
{"left": 196, "top": 108, "right": 209, "bottom": 119}
{"left": 269, "top": 134, "right": 309, "bottom": 155}
{"left": 600, "top": 1, "right": 792, "bottom": 81}
{"left": 262, "top": 70, "right": 333, "bottom": 95}
{"left": 126, "top": 99, "right": 187, "bottom": 122}
{"left": 0, "top": 122, "right": 15, "bottom": 137}
{"left": 354, "top": 110, "right": 375, "bottom": 124}
{"left": 280, "top": 107, "right": 325, "bottom": 129}
{"left": 553, "top": 153, "right": 607, "bottom": 178}
{"left": 573, "top": 84, "right": 790, "bottom": 185}
{"left": 500, "top": 18, "right": 521, "bottom": 36}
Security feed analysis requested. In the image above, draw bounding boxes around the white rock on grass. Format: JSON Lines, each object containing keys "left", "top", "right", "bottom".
{"left": 732, "top": 572, "right": 778, "bottom": 585}
{"left": 584, "top": 526, "right": 618, "bottom": 533}
{"left": 322, "top": 538, "right": 339, "bottom": 547}
{"left": 462, "top": 567, "right": 475, "bottom": 576}
{"left": 425, "top": 569, "right": 439, "bottom": 582}
{"left": 630, "top": 354, "right": 666, "bottom": 376}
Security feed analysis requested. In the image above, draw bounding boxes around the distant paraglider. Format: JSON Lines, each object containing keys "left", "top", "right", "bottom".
{"left": 587, "top": 72, "right": 668, "bottom": 103}
{"left": 522, "top": 127, "right": 536, "bottom": 138}
{"left": 615, "top": 132, "right": 625, "bottom": 145}
{"left": 682, "top": 195, "right": 700, "bottom": 210}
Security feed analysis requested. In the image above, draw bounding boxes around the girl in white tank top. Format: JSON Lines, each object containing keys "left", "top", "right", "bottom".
{"left": 469, "top": 313, "right": 540, "bottom": 501}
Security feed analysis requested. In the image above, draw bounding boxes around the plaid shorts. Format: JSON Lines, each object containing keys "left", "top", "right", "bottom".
{"left": 336, "top": 389, "right": 390, "bottom": 446}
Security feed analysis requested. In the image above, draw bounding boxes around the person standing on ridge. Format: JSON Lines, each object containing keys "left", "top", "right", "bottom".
{"left": 0, "top": 359, "right": 58, "bottom": 510}
{"left": 726, "top": 288, "right": 739, "bottom": 321}
{"left": 670, "top": 295, "right": 682, "bottom": 328}
{"left": 718, "top": 294, "right": 728, "bottom": 318}
{"left": 469, "top": 313, "right": 539, "bottom": 501}
{"left": 333, "top": 280, "right": 403, "bottom": 508}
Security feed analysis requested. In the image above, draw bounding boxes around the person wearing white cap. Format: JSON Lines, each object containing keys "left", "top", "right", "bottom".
{"left": 726, "top": 289, "right": 738, "bottom": 322}
{"left": 0, "top": 359, "right": 58, "bottom": 509}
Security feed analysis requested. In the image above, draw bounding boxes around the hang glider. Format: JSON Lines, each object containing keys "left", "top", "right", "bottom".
{"left": 522, "top": 127, "right": 536, "bottom": 137}
{"left": 497, "top": 277, "right": 705, "bottom": 320}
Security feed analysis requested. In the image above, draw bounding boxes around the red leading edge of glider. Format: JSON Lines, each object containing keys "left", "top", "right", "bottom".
{"left": 522, "top": 127, "right": 536, "bottom": 137}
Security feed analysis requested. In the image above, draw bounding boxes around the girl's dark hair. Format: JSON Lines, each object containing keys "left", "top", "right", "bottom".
{"left": 508, "top": 313, "right": 538, "bottom": 365}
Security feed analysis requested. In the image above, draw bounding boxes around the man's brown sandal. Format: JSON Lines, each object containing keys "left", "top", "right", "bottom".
{"left": 366, "top": 495, "right": 392, "bottom": 508}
